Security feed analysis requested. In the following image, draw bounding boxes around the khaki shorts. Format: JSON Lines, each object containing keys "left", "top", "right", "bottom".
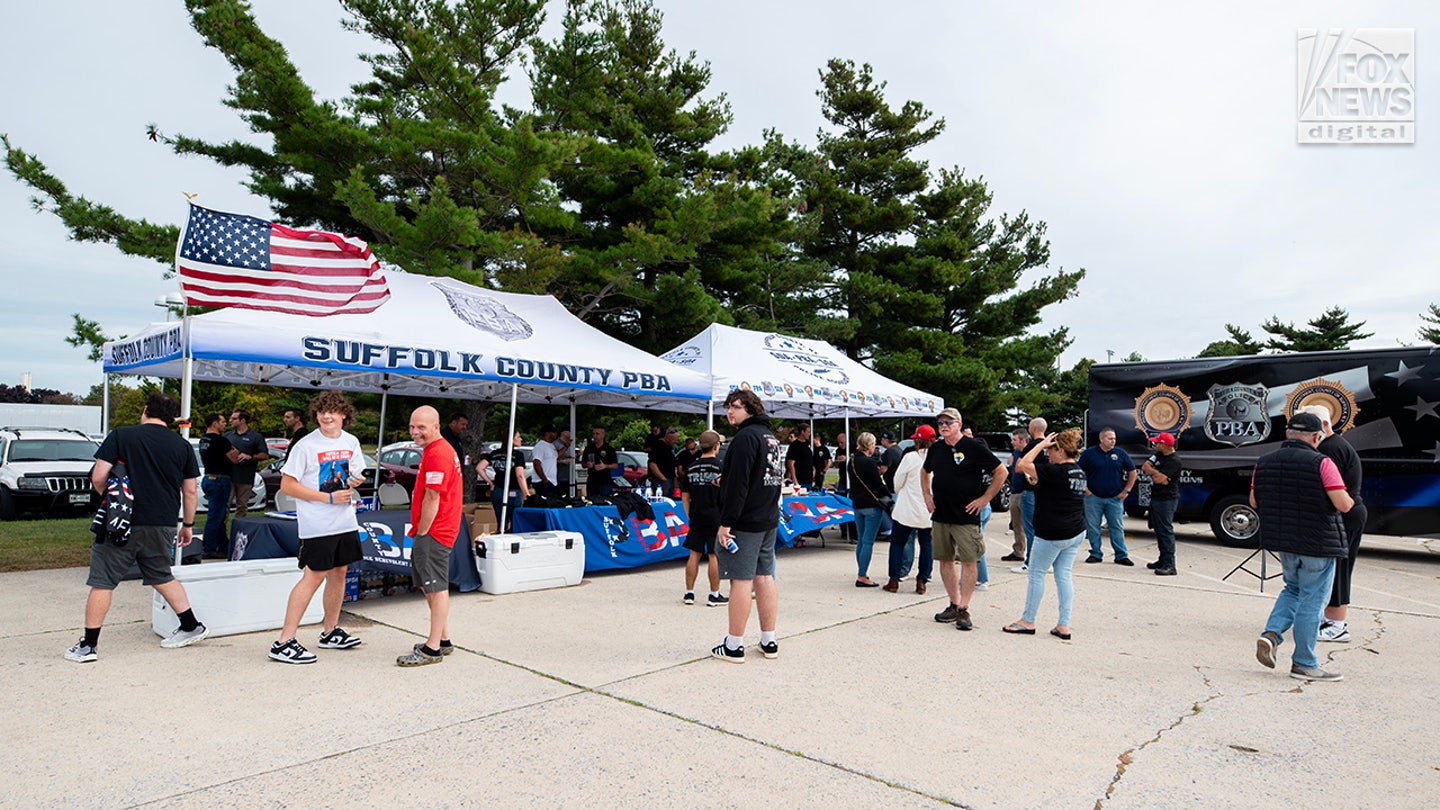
{"left": 932, "top": 522, "right": 985, "bottom": 563}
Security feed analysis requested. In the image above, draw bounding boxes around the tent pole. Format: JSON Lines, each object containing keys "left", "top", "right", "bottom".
{"left": 179, "top": 303, "right": 193, "bottom": 439}
{"left": 568, "top": 398, "right": 577, "bottom": 498}
{"left": 501, "top": 383, "right": 519, "bottom": 531}
{"left": 843, "top": 411, "right": 852, "bottom": 495}
{"left": 101, "top": 374, "right": 110, "bottom": 435}
{"left": 376, "top": 385, "right": 388, "bottom": 451}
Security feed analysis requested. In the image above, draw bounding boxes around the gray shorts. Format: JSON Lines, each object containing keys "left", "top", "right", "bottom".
{"left": 410, "top": 533, "right": 452, "bottom": 594}
{"left": 86, "top": 526, "right": 177, "bottom": 589}
{"left": 718, "top": 527, "right": 776, "bottom": 580}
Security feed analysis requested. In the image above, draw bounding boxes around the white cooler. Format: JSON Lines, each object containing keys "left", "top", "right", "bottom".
{"left": 475, "top": 531, "right": 584, "bottom": 594}
{"left": 152, "top": 558, "right": 324, "bottom": 638}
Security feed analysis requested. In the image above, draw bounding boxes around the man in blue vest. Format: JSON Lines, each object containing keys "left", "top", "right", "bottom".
{"left": 1251, "top": 411, "right": 1354, "bottom": 682}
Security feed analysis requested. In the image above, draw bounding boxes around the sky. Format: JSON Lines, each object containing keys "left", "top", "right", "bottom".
{"left": 3, "top": 0, "right": 1438, "bottom": 398}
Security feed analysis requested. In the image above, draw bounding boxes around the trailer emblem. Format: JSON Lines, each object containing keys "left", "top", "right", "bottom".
{"left": 1133, "top": 384, "right": 1193, "bottom": 436}
{"left": 1204, "top": 383, "right": 1272, "bottom": 446}
{"left": 1284, "top": 378, "right": 1360, "bottom": 432}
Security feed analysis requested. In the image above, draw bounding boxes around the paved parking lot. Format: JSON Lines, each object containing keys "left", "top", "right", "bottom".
{"left": 4, "top": 518, "right": 1436, "bottom": 808}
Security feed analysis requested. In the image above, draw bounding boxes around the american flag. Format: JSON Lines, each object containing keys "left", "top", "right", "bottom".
{"left": 177, "top": 204, "right": 391, "bottom": 316}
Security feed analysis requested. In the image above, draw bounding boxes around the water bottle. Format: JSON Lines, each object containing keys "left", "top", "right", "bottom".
{"left": 724, "top": 537, "right": 739, "bottom": 553}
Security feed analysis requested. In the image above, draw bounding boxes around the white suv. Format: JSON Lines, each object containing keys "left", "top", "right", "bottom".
{"left": 0, "top": 427, "right": 101, "bottom": 519}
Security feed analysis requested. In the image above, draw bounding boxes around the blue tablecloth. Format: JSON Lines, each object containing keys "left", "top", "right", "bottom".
{"left": 512, "top": 500, "right": 692, "bottom": 572}
{"left": 511, "top": 494, "right": 857, "bottom": 568}
{"left": 777, "top": 494, "right": 855, "bottom": 546}
{"left": 230, "top": 510, "right": 481, "bottom": 592}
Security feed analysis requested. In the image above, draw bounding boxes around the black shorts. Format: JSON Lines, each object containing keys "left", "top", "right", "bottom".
{"left": 297, "top": 530, "right": 363, "bottom": 572}
{"left": 684, "top": 522, "right": 718, "bottom": 555}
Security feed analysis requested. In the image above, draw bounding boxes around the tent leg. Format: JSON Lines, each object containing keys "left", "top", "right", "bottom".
{"left": 500, "top": 383, "right": 519, "bottom": 531}
{"left": 376, "top": 388, "right": 388, "bottom": 451}
{"left": 101, "top": 374, "right": 110, "bottom": 435}
{"left": 568, "top": 399, "right": 577, "bottom": 498}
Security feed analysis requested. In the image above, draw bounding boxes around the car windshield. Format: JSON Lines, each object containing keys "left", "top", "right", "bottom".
{"left": 9, "top": 439, "right": 96, "bottom": 463}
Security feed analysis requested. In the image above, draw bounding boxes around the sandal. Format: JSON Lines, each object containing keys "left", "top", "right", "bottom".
{"left": 1002, "top": 623, "right": 1036, "bottom": 635}
{"left": 1050, "top": 628, "right": 1072, "bottom": 640}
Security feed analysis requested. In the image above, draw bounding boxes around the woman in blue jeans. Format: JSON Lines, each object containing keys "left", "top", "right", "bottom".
{"left": 1004, "top": 429, "right": 1087, "bottom": 639}
{"left": 849, "top": 432, "right": 888, "bottom": 587}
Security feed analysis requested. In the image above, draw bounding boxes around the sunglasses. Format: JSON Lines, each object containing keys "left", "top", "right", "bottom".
{"left": 936, "top": 419, "right": 957, "bottom": 426}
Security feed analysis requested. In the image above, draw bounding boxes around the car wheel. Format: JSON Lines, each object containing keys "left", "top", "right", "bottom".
{"left": 0, "top": 488, "right": 16, "bottom": 520}
{"left": 1209, "top": 494, "right": 1260, "bottom": 548}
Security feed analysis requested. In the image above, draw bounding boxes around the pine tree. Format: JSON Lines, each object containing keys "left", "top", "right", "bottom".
{"left": 1197, "top": 324, "right": 1263, "bottom": 357}
{"left": 1419, "top": 303, "right": 1440, "bottom": 344}
{"left": 1260, "top": 307, "right": 1373, "bottom": 352}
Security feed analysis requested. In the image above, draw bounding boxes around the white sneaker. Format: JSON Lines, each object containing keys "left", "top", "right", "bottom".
{"left": 974, "top": 582, "right": 990, "bottom": 591}
{"left": 1010, "top": 564, "right": 1028, "bottom": 573}
{"left": 1317, "top": 621, "right": 1350, "bottom": 643}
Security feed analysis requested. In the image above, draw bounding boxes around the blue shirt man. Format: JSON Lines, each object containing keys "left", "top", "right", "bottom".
{"left": 1076, "top": 427, "right": 1137, "bottom": 565}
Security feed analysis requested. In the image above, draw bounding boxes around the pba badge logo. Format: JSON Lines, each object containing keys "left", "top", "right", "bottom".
{"left": 431, "top": 281, "right": 533, "bottom": 341}
{"left": 1204, "top": 382, "right": 1272, "bottom": 447}
{"left": 761, "top": 333, "right": 850, "bottom": 385}
{"left": 1133, "top": 384, "right": 1193, "bottom": 436}
{"left": 1284, "top": 377, "right": 1360, "bottom": 432}
{"left": 783, "top": 383, "right": 795, "bottom": 397}
{"left": 661, "top": 345, "right": 703, "bottom": 367}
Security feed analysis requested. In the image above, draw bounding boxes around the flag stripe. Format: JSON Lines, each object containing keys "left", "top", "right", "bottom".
{"left": 176, "top": 204, "right": 391, "bottom": 316}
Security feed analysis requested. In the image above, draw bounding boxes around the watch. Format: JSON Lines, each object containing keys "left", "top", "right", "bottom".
{"left": 182, "top": 522, "right": 195, "bottom": 528}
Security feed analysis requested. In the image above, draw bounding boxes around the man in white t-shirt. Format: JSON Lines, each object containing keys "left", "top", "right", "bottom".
{"left": 530, "top": 425, "right": 560, "bottom": 497}
{"left": 268, "top": 391, "right": 368, "bottom": 665}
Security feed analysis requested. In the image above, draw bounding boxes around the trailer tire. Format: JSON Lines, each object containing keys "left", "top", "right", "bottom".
{"left": 1210, "top": 495, "right": 1260, "bottom": 548}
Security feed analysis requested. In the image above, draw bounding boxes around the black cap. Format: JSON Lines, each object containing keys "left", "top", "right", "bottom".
{"left": 880, "top": 429, "right": 896, "bottom": 441}
{"left": 1287, "top": 412, "right": 1323, "bottom": 433}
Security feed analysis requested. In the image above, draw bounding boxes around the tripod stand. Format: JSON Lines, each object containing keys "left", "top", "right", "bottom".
{"left": 1223, "top": 545, "right": 1283, "bottom": 591}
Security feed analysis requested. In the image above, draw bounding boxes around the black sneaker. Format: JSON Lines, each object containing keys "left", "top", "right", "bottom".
{"left": 759, "top": 640, "right": 778, "bottom": 659}
{"left": 1146, "top": 560, "right": 1163, "bottom": 570}
{"left": 711, "top": 641, "right": 745, "bottom": 663}
{"left": 707, "top": 593, "right": 729, "bottom": 607}
{"left": 1154, "top": 567, "right": 1177, "bottom": 576}
{"left": 683, "top": 591, "right": 695, "bottom": 605}
{"left": 934, "top": 604, "right": 961, "bottom": 623}
{"left": 318, "top": 627, "right": 362, "bottom": 649}
{"left": 1084, "top": 556, "right": 1103, "bottom": 564}
{"left": 1114, "top": 557, "right": 1135, "bottom": 567}
{"left": 269, "top": 638, "right": 317, "bottom": 664}
{"left": 954, "top": 607, "right": 973, "bottom": 631}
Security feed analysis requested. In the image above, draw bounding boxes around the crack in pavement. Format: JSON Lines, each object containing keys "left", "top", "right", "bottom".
{"left": 1094, "top": 665, "right": 1222, "bottom": 809}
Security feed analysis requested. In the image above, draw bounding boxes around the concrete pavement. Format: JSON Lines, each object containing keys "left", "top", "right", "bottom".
{"left": 3, "top": 518, "right": 1437, "bottom": 808}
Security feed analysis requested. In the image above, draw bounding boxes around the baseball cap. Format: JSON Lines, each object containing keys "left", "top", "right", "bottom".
{"left": 666, "top": 427, "right": 679, "bottom": 435}
{"left": 1287, "top": 412, "right": 1324, "bottom": 433}
{"left": 880, "top": 429, "right": 896, "bottom": 441}
{"left": 1150, "top": 432, "right": 1176, "bottom": 447}
{"left": 910, "top": 425, "right": 936, "bottom": 441}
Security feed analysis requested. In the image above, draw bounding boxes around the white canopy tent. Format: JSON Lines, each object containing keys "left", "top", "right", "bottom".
{"left": 103, "top": 272, "right": 714, "bottom": 533}
{"left": 104, "top": 272, "right": 712, "bottom": 409}
{"left": 659, "top": 323, "right": 944, "bottom": 419}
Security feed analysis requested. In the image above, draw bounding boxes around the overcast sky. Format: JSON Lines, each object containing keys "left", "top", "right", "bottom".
{"left": 3, "top": 0, "right": 1437, "bottom": 399}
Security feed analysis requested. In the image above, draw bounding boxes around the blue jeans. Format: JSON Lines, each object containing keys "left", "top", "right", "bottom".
{"left": 887, "top": 523, "right": 933, "bottom": 581}
{"left": 977, "top": 504, "right": 992, "bottom": 583}
{"left": 854, "top": 507, "right": 883, "bottom": 578}
{"left": 200, "top": 475, "right": 231, "bottom": 555}
{"left": 1150, "top": 498, "right": 1178, "bottom": 567}
{"left": 1265, "top": 553, "right": 1338, "bottom": 669}
{"left": 492, "top": 489, "right": 523, "bottom": 533}
{"left": 1020, "top": 491, "right": 1037, "bottom": 559}
{"left": 1021, "top": 531, "right": 1085, "bottom": 626}
{"left": 1084, "top": 494, "right": 1130, "bottom": 560}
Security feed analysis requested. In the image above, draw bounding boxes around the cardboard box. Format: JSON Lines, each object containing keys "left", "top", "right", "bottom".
{"left": 475, "top": 531, "right": 584, "bottom": 594}
{"left": 466, "top": 502, "right": 499, "bottom": 539}
{"left": 153, "top": 558, "right": 324, "bottom": 638}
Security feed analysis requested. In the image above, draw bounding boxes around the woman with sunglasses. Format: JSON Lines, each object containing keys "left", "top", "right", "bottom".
{"left": 1004, "top": 428, "right": 1087, "bottom": 640}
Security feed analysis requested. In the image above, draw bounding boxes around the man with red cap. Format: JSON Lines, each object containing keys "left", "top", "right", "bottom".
{"left": 1141, "top": 432, "right": 1183, "bottom": 576}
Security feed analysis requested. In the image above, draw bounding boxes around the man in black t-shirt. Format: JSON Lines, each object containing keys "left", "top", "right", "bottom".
{"left": 580, "top": 427, "right": 619, "bottom": 498}
{"left": 877, "top": 430, "right": 903, "bottom": 493}
{"left": 921, "top": 408, "right": 1007, "bottom": 632}
{"left": 648, "top": 427, "right": 680, "bottom": 495}
{"left": 66, "top": 393, "right": 208, "bottom": 663}
{"left": 786, "top": 424, "right": 814, "bottom": 489}
{"left": 812, "top": 436, "right": 832, "bottom": 491}
{"left": 1141, "top": 433, "right": 1184, "bottom": 575}
{"left": 197, "top": 413, "right": 241, "bottom": 559}
{"left": 675, "top": 437, "right": 701, "bottom": 478}
{"left": 282, "top": 408, "right": 309, "bottom": 445}
{"left": 681, "top": 430, "right": 728, "bottom": 607}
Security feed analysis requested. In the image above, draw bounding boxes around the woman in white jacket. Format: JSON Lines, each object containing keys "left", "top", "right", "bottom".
{"left": 884, "top": 426, "right": 935, "bottom": 594}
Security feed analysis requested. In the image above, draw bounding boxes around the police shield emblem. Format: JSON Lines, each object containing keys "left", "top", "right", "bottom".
{"left": 1133, "top": 384, "right": 1192, "bottom": 436}
{"left": 1284, "top": 377, "right": 1360, "bottom": 432}
{"left": 431, "top": 281, "right": 533, "bottom": 341}
{"left": 1204, "top": 383, "right": 1272, "bottom": 446}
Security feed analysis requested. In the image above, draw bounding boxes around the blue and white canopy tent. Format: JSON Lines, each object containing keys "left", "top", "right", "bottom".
{"left": 103, "top": 272, "right": 713, "bottom": 527}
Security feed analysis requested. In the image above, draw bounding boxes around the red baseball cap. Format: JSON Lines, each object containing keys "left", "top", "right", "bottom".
{"left": 910, "top": 425, "right": 936, "bottom": 440}
{"left": 1150, "top": 432, "right": 1176, "bottom": 447}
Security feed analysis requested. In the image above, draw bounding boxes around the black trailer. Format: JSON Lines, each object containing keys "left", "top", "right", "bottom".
{"left": 1087, "top": 346, "right": 1440, "bottom": 546}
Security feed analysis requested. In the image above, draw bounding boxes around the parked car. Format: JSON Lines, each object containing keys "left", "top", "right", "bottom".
{"left": 260, "top": 443, "right": 377, "bottom": 507}
{"left": 190, "top": 438, "right": 266, "bottom": 513}
{"left": 0, "top": 426, "right": 100, "bottom": 519}
{"left": 613, "top": 450, "right": 649, "bottom": 486}
{"left": 376, "top": 441, "right": 425, "bottom": 495}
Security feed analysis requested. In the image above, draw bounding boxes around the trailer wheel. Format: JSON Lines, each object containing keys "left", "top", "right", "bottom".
{"left": 1210, "top": 495, "right": 1260, "bottom": 548}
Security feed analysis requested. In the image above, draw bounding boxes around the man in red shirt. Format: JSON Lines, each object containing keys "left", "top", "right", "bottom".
{"left": 396, "top": 405, "right": 463, "bottom": 667}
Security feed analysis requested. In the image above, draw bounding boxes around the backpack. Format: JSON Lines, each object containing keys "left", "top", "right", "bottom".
{"left": 89, "top": 460, "right": 134, "bottom": 547}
